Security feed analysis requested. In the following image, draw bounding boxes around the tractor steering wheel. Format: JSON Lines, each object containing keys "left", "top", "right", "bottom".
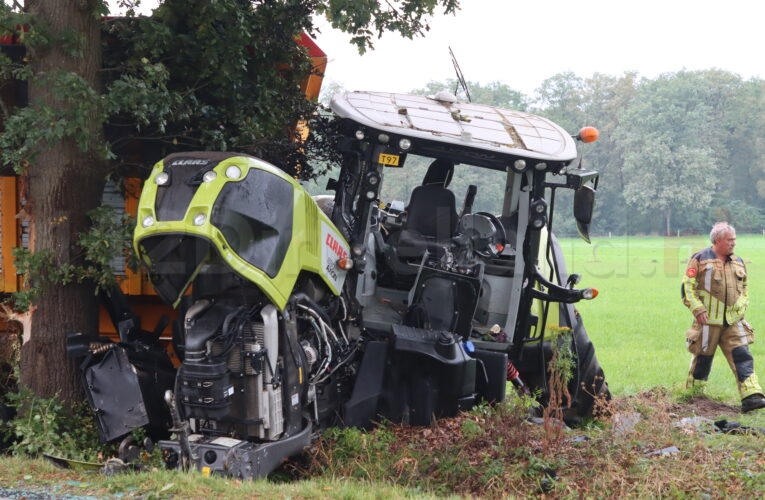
{"left": 457, "top": 212, "right": 507, "bottom": 258}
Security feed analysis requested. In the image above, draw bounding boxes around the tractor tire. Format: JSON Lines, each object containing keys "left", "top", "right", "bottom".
{"left": 563, "top": 308, "right": 610, "bottom": 425}
{"left": 546, "top": 233, "right": 610, "bottom": 425}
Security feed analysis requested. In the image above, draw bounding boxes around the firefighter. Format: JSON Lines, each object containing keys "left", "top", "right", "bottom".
{"left": 682, "top": 222, "right": 765, "bottom": 412}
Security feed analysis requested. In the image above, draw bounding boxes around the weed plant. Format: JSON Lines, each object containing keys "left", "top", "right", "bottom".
{"left": 542, "top": 328, "right": 574, "bottom": 446}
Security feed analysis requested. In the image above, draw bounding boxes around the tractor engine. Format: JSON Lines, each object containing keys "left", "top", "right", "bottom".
{"left": 176, "top": 285, "right": 356, "bottom": 442}
{"left": 179, "top": 300, "right": 287, "bottom": 441}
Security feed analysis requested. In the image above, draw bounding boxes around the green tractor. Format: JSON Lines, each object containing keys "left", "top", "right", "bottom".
{"left": 73, "top": 91, "right": 609, "bottom": 478}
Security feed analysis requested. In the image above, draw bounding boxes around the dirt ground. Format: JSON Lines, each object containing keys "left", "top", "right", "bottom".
{"left": 669, "top": 395, "right": 740, "bottom": 418}
{"left": 609, "top": 390, "right": 742, "bottom": 421}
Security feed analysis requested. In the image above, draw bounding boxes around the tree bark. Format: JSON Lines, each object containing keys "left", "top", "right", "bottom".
{"left": 20, "top": 0, "right": 105, "bottom": 404}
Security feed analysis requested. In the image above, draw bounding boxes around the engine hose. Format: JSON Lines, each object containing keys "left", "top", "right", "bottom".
{"left": 296, "top": 297, "right": 347, "bottom": 348}
{"left": 312, "top": 341, "right": 360, "bottom": 385}
{"left": 336, "top": 297, "right": 350, "bottom": 343}
{"left": 210, "top": 306, "right": 248, "bottom": 362}
{"left": 291, "top": 293, "right": 332, "bottom": 325}
{"left": 308, "top": 316, "right": 332, "bottom": 373}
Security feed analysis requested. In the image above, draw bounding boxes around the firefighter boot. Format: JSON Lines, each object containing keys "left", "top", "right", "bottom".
{"left": 741, "top": 394, "right": 765, "bottom": 413}
{"left": 740, "top": 373, "right": 765, "bottom": 412}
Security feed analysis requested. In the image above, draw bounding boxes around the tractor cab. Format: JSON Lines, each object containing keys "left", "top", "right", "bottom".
{"left": 328, "top": 91, "right": 607, "bottom": 419}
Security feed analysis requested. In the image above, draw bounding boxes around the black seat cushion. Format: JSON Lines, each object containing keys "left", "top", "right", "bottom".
{"left": 405, "top": 184, "right": 458, "bottom": 240}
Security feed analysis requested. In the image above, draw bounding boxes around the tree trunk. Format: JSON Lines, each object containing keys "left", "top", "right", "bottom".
{"left": 19, "top": 0, "right": 105, "bottom": 404}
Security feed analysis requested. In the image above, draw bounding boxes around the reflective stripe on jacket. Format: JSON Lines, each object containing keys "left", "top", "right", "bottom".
{"left": 682, "top": 247, "right": 748, "bottom": 325}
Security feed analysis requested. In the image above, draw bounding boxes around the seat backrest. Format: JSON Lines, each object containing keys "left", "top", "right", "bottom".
{"left": 404, "top": 159, "right": 458, "bottom": 239}
{"left": 405, "top": 185, "right": 458, "bottom": 239}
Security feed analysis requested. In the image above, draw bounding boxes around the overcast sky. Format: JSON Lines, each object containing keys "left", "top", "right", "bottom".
{"left": 117, "top": 0, "right": 764, "bottom": 96}
{"left": 314, "top": 0, "right": 765, "bottom": 96}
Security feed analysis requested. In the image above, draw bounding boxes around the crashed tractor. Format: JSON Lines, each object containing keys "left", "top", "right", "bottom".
{"left": 69, "top": 91, "right": 609, "bottom": 479}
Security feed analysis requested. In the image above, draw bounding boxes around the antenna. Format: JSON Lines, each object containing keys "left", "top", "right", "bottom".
{"left": 449, "top": 47, "right": 471, "bottom": 103}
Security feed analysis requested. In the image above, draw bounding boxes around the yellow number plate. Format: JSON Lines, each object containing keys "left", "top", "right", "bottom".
{"left": 378, "top": 153, "right": 400, "bottom": 167}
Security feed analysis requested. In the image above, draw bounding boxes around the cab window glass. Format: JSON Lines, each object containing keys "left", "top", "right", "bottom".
{"left": 379, "top": 154, "right": 506, "bottom": 215}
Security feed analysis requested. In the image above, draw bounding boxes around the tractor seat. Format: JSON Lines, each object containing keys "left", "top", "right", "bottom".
{"left": 384, "top": 159, "right": 459, "bottom": 282}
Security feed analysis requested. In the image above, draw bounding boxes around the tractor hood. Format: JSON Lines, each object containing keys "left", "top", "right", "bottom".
{"left": 133, "top": 152, "right": 348, "bottom": 309}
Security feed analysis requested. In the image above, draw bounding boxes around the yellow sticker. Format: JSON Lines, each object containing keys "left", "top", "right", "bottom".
{"left": 378, "top": 153, "right": 400, "bottom": 166}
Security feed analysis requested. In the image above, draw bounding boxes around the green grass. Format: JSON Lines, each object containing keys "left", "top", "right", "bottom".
{"left": 0, "top": 455, "right": 452, "bottom": 499}
{"left": 558, "top": 234, "right": 765, "bottom": 403}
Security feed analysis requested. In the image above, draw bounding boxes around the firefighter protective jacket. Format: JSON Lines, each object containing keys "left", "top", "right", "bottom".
{"left": 682, "top": 247, "right": 748, "bottom": 325}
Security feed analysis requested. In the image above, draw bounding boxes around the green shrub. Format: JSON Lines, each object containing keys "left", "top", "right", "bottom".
{"left": 0, "top": 387, "right": 105, "bottom": 461}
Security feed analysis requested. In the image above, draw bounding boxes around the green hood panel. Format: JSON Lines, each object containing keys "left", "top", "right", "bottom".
{"left": 133, "top": 152, "right": 348, "bottom": 309}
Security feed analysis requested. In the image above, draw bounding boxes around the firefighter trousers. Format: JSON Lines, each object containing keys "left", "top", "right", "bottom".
{"left": 685, "top": 320, "right": 764, "bottom": 400}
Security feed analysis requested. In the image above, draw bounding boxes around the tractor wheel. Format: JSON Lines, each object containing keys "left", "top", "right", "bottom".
{"left": 563, "top": 310, "right": 610, "bottom": 425}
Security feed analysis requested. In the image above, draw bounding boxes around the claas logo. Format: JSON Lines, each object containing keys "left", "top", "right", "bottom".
{"left": 325, "top": 233, "right": 348, "bottom": 260}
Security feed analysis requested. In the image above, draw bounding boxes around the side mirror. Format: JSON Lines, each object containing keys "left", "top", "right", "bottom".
{"left": 573, "top": 185, "right": 596, "bottom": 243}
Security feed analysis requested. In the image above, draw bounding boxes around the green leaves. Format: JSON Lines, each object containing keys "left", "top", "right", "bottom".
{"left": 615, "top": 70, "right": 740, "bottom": 232}
{"left": 7, "top": 206, "right": 134, "bottom": 313}
{"left": 105, "top": 59, "right": 178, "bottom": 132}
{"left": 1, "top": 0, "right": 462, "bottom": 177}
{"left": 0, "top": 388, "right": 103, "bottom": 460}
{"left": 100, "top": 1, "right": 321, "bottom": 171}
{"left": 317, "top": 0, "right": 459, "bottom": 53}
{"left": 0, "top": 69, "right": 109, "bottom": 172}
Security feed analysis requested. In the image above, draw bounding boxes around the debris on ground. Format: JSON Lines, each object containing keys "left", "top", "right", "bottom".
{"left": 613, "top": 411, "right": 641, "bottom": 435}
{"left": 714, "top": 419, "right": 765, "bottom": 435}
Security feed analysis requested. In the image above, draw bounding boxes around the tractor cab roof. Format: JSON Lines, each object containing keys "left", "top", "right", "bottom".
{"left": 330, "top": 91, "right": 579, "bottom": 172}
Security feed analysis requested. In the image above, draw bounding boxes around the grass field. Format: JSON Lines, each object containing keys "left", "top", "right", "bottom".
{"left": 557, "top": 234, "right": 765, "bottom": 404}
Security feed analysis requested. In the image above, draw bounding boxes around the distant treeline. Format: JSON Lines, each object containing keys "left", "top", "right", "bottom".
{"left": 313, "top": 70, "right": 765, "bottom": 237}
